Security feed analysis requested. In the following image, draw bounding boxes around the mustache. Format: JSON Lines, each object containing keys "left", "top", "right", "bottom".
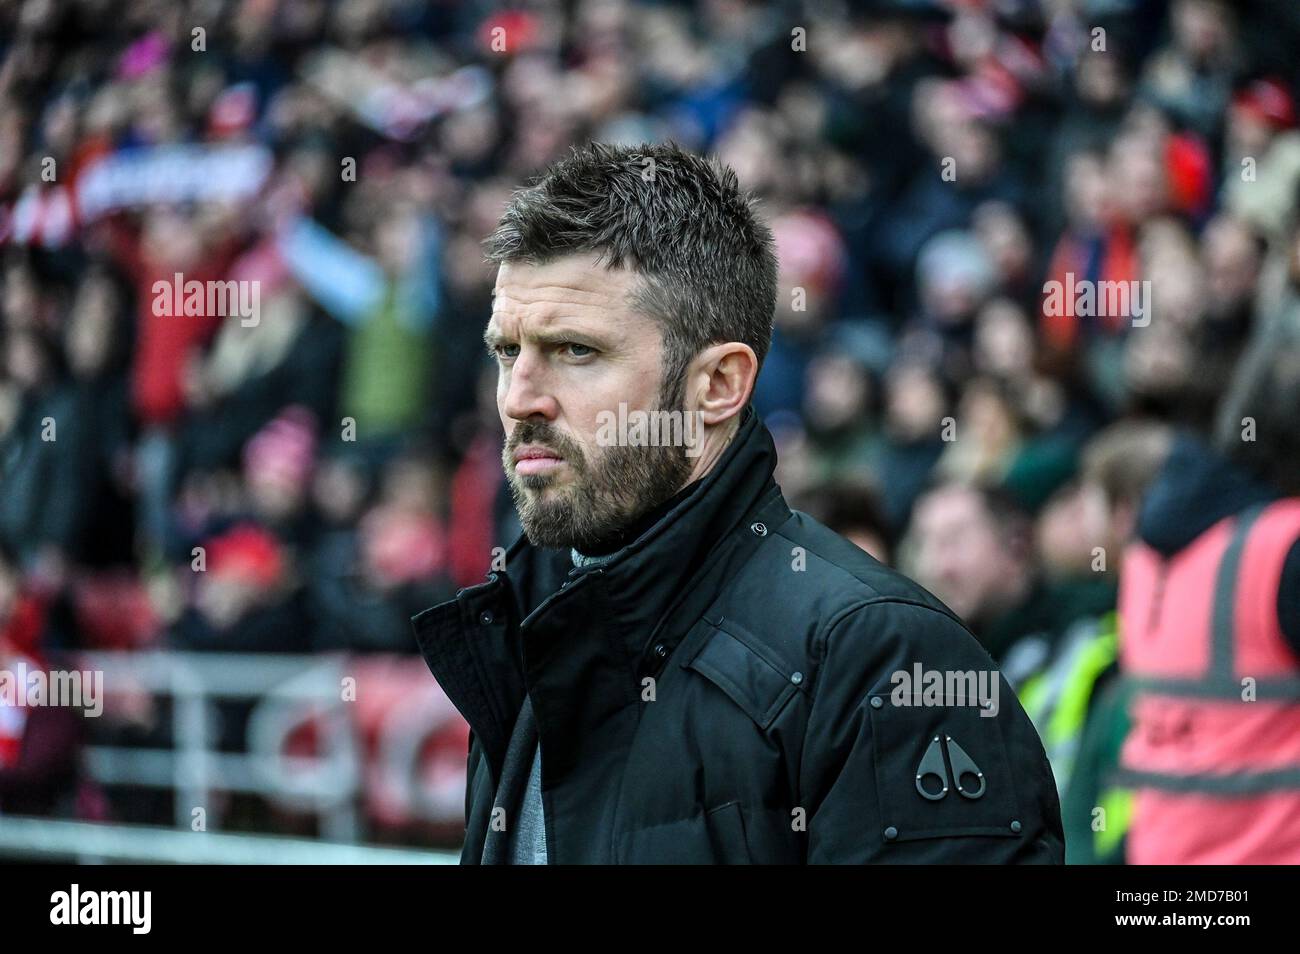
{"left": 505, "top": 421, "right": 585, "bottom": 468}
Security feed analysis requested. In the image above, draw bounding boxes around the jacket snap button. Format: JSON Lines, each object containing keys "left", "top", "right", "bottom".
{"left": 751, "top": 522, "right": 767, "bottom": 536}
{"left": 870, "top": 696, "right": 883, "bottom": 708}
{"left": 1010, "top": 820, "right": 1022, "bottom": 833}
{"left": 790, "top": 671, "right": 803, "bottom": 686}
{"left": 479, "top": 611, "right": 494, "bottom": 625}
{"left": 654, "top": 644, "right": 667, "bottom": 658}
{"left": 884, "top": 826, "right": 898, "bottom": 841}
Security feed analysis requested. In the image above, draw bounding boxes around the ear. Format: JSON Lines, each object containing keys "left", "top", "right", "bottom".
{"left": 687, "top": 342, "right": 758, "bottom": 426}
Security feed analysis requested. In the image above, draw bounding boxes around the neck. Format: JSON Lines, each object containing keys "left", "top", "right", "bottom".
{"left": 683, "top": 417, "right": 740, "bottom": 484}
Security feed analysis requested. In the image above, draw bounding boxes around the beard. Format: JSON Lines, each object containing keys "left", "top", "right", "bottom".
{"left": 502, "top": 377, "right": 695, "bottom": 552}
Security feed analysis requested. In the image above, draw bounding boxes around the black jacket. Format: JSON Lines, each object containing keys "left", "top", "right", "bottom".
{"left": 412, "top": 408, "right": 1064, "bottom": 863}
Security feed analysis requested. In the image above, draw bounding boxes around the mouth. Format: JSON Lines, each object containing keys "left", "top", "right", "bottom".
{"left": 512, "top": 444, "right": 566, "bottom": 477}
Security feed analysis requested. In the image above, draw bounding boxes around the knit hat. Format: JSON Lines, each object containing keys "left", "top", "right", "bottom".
{"left": 243, "top": 405, "right": 318, "bottom": 490}
{"left": 206, "top": 523, "right": 285, "bottom": 589}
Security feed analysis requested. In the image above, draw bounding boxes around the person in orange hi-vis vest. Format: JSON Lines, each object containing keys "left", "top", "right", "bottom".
{"left": 1117, "top": 330, "right": 1300, "bottom": 863}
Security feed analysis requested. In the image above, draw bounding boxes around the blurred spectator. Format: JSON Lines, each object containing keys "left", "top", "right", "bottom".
{"left": 1139, "top": 0, "right": 1240, "bottom": 139}
{"left": 1024, "top": 420, "right": 1172, "bottom": 863}
{"left": 753, "top": 208, "right": 847, "bottom": 418}
{"left": 905, "top": 480, "right": 1113, "bottom": 684}
{"left": 309, "top": 448, "right": 455, "bottom": 653}
{"left": 1115, "top": 326, "right": 1300, "bottom": 862}
{"left": 0, "top": 542, "right": 80, "bottom": 816}
{"left": 175, "top": 520, "right": 306, "bottom": 654}
{"left": 791, "top": 479, "right": 894, "bottom": 566}
{"left": 1223, "top": 77, "right": 1300, "bottom": 242}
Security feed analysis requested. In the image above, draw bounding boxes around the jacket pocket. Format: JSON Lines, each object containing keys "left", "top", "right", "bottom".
{"left": 616, "top": 803, "right": 752, "bottom": 864}
{"left": 867, "top": 689, "right": 1024, "bottom": 844}
{"left": 682, "top": 619, "right": 803, "bottom": 730}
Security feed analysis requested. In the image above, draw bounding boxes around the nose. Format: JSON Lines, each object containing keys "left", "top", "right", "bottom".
{"left": 500, "top": 349, "right": 559, "bottom": 424}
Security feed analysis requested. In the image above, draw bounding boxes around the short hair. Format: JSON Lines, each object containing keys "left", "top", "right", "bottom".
{"left": 793, "top": 479, "right": 895, "bottom": 554}
{"left": 483, "top": 141, "right": 778, "bottom": 396}
{"left": 1080, "top": 420, "right": 1173, "bottom": 509}
{"left": 923, "top": 479, "right": 1033, "bottom": 549}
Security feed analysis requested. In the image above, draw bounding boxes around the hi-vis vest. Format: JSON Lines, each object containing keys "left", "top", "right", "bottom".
{"left": 1019, "top": 614, "right": 1132, "bottom": 863}
{"left": 1021, "top": 616, "right": 1118, "bottom": 795}
{"left": 1117, "top": 499, "right": 1300, "bottom": 864}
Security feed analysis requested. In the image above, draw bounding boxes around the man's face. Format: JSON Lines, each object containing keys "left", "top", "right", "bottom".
{"left": 910, "top": 485, "right": 1019, "bottom": 624}
{"left": 487, "top": 252, "right": 694, "bottom": 551}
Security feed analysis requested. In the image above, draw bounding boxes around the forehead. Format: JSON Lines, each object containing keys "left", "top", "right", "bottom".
{"left": 490, "top": 252, "right": 644, "bottom": 327}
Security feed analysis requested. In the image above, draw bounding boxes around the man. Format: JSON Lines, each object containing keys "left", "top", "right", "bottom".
{"left": 412, "top": 142, "right": 1064, "bottom": 864}
{"left": 908, "top": 481, "right": 1113, "bottom": 687}
{"left": 1020, "top": 422, "right": 1172, "bottom": 863}
{"left": 1116, "top": 327, "right": 1300, "bottom": 864}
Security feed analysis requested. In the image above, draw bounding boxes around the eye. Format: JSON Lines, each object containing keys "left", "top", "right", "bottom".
{"left": 492, "top": 343, "right": 520, "bottom": 360}
{"left": 563, "top": 342, "right": 596, "bottom": 358}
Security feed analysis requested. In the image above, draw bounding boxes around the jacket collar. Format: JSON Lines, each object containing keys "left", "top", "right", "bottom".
{"left": 556, "top": 404, "right": 779, "bottom": 616}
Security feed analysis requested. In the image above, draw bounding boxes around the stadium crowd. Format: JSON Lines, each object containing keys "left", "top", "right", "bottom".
{"left": 2, "top": 0, "right": 1300, "bottom": 860}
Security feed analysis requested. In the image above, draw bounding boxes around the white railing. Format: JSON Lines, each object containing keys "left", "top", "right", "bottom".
{"left": 82, "top": 651, "right": 365, "bottom": 838}
{"left": 0, "top": 815, "right": 458, "bottom": 864}
{"left": 0, "top": 651, "right": 469, "bottom": 861}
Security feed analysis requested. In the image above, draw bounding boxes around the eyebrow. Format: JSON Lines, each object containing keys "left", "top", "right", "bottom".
{"left": 483, "top": 324, "right": 611, "bottom": 350}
